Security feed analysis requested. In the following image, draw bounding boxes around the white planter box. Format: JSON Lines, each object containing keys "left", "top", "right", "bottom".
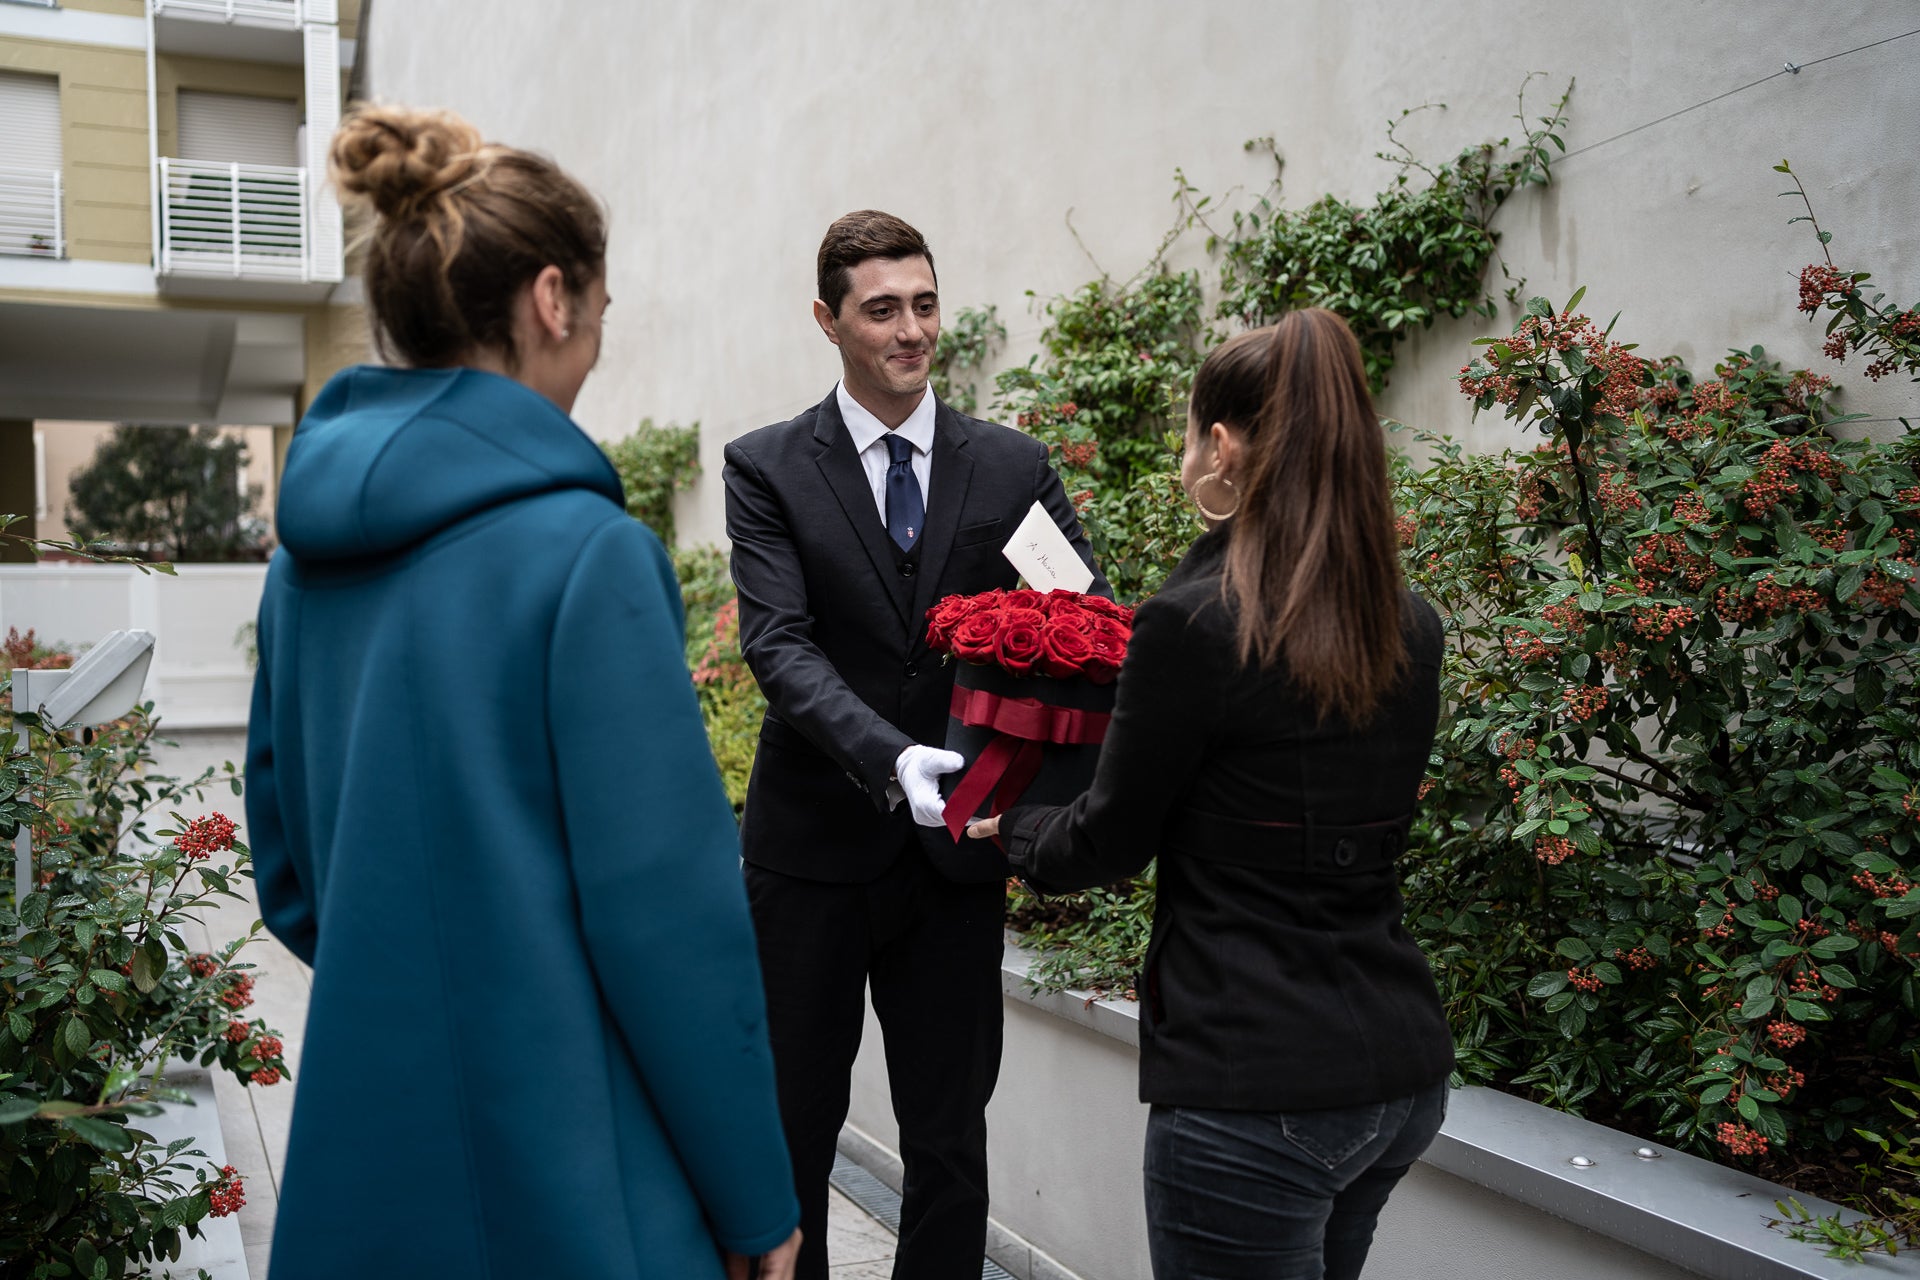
{"left": 841, "top": 942, "right": 1917, "bottom": 1280}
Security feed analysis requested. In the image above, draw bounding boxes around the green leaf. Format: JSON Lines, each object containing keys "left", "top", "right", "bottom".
{"left": 1527, "top": 971, "right": 1570, "bottom": 998}
{"left": 62, "top": 1114, "right": 132, "bottom": 1153}
{"left": 1700, "top": 1080, "right": 1733, "bottom": 1105}
{"left": 1591, "top": 961, "right": 1623, "bottom": 984}
{"left": 1737, "top": 1094, "right": 1760, "bottom": 1122}
{"left": 88, "top": 969, "right": 127, "bottom": 994}
{"left": 63, "top": 1016, "right": 91, "bottom": 1056}
{"left": 1556, "top": 937, "right": 1593, "bottom": 963}
{"left": 0, "top": 1096, "right": 42, "bottom": 1125}
{"left": 1818, "top": 964, "right": 1856, "bottom": 989}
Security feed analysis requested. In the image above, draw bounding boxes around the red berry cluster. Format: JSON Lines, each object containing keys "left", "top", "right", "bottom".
{"left": 208, "top": 1166, "right": 246, "bottom": 1217}
{"left": 1561, "top": 685, "right": 1608, "bottom": 723}
{"left": 1394, "top": 513, "right": 1418, "bottom": 547}
{"left": 1057, "top": 440, "right": 1098, "bottom": 469}
{"left": 1630, "top": 604, "right": 1695, "bottom": 640}
{"left": 1513, "top": 470, "right": 1545, "bottom": 521}
{"left": 1797, "top": 263, "right": 1857, "bottom": 314}
{"left": 1715, "top": 1122, "right": 1769, "bottom": 1157}
{"left": 1765, "top": 1067, "right": 1807, "bottom": 1098}
{"left": 1614, "top": 946, "right": 1657, "bottom": 972}
{"left": 1750, "top": 880, "right": 1781, "bottom": 903}
{"left": 1784, "top": 369, "right": 1834, "bottom": 410}
{"left": 1787, "top": 969, "right": 1839, "bottom": 1004}
{"left": 1697, "top": 898, "right": 1736, "bottom": 942}
{"left": 253, "top": 1035, "right": 283, "bottom": 1060}
{"left": 1502, "top": 627, "right": 1559, "bottom": 664}
{"left": 220, "top": 973, "right": 255, "bottom": 1010}
{"left": 1672, "top": 493, "right": 1712, "bottom": 525}
{"left": 1416, "top": 777, "right": 1437, "bottom": 800}
{"left": 250, "top": 1067, "right": 282, "bottom": 1086}
{"left": 1630, "top": 532, "right": 1712, "bottom": 594}
{"left": 1542, "top": 599, "right": 1584, "bottom": 633}
{"left": 1535, "top": 835, "right": 1577, "bottom": 866}
{"left": 1794, "top": 918, "right": 1832, "bottom": 939}
{"left": 186, "top": 953, "right": 220, "bottom": 979}
{"left": 1852, "top": 870, "right": 1915, "bottom": 900}
{"left": 1567, "top": 966, "right": 1603, "bottom": 994}
{"left": 175, "top": 813, "right": 237, "bottom": 861}
{"left": 224, "top": 1020, "right": 250, "bottom": 1044}
{"left": 1597, "top": 468, "right": 1643, "bottom": 515}
{"left": 1767, "top": 1020, "right": 1807, "bottom": 1050}
{"left": 1858, "top": 562, "right": 1917, "bottom": 609}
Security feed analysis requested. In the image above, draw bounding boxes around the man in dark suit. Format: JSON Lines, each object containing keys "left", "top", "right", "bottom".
{"left": 724, "top": 210, "right": 1103, "bottom": 1279}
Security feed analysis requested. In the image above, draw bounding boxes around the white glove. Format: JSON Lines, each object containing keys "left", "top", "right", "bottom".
{"left": 896, "top": 745, "right": 966, "bottom": 828}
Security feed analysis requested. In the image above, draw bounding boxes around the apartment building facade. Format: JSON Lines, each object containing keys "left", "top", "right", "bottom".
{"left": 0, "top": 0, "right": 368, "bottom": 560}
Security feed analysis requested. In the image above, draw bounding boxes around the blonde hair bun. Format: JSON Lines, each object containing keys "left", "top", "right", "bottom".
{"left": 329, "top": 104, "right": 487, "bottom": 223}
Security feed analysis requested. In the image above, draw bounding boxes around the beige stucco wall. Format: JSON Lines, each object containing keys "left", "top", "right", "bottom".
{"left": 0, "top": 36, "right": 149, "bottom": 264}
{"left": 365, "top": 0, "right": 1920, "bottom": 547}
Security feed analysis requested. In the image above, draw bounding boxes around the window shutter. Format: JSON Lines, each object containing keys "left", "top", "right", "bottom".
{"left": 0, "top": 71, "right": 62, "bottom": 171}
{"left": 304, "top": 0, "right": 339, "bottom": 22}
{"left": 303, "top": 21, "right": 343, "bottom": 282}
{"left": 177, "top": 91, "right": 300, "bottom": 167}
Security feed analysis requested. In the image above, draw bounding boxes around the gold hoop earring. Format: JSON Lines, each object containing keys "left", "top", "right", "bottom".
{"left": 1194, "top": 472, "right": 1239, "bottom": 521}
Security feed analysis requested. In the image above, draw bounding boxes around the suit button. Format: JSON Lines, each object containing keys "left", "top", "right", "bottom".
{"left": 1332, "top": 838, "right": 1357, "bottom": 868}
{"left": 905, "top": 660, "right": 919, "bottom": 678}
{"left": 899, "top": 561, "right": 917, "bottom": 578}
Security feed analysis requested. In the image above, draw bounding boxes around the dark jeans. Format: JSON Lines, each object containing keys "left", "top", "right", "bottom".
{"left": 1143, "top": 1081, "right": 1449, "bottom": 1280}
{"left": 744, "top": 852, "right": 1005, "bottom": 1280}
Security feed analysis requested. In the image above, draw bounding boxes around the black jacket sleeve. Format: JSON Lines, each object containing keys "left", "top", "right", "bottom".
{"left": 723, "top": 438, "right": 913, "bottom": 809}
{"left": 1002, "top": 592, "right": 1222, "bottom": 889}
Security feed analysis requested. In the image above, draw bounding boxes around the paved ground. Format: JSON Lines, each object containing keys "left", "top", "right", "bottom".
{"left": 151, "top": 730, "right": 898, "bottom": 1277}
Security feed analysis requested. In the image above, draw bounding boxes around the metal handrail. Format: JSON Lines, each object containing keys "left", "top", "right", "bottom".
{"left": 0, "top": 165, "right": 63, "bottom": 259}
{"left": 150, "top": 0, "right": 302, "bottom": 26}
{"left": 156, "top": 158, "right": 308, "bottom": 281}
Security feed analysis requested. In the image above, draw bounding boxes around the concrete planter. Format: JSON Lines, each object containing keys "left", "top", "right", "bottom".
{"left": 841, "top": 942, "right": 1918, "bottom": 1280}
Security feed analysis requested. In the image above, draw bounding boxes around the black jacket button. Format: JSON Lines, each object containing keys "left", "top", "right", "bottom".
{"left": 899, "top": 561, "right": 917, "bottom": 578}
{"left": 904, "top": 661, "right": 919, "bottom": 678}
{"left": 1332, "top": 838, "right": 1357, "bottom": 868}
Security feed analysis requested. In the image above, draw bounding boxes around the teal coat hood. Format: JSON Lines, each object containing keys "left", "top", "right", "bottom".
{"left": 277, "top": 365, "right": 623, "bottom": 561}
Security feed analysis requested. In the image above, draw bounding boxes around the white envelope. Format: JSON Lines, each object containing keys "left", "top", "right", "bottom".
{"left": 1002, "top": 501, "right": 1094, "bottom": 594}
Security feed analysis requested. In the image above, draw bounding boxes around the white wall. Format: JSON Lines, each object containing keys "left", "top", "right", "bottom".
{"left": 365, "top": 1, "right": 1920, "bottom": 546}
{"left": 0, "top": 564, "right": 264, "bottom": 728}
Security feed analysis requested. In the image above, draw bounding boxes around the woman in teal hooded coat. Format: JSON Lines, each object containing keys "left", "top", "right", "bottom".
{"left": 244, "top": 106, "right": 800, "bottom": 1278}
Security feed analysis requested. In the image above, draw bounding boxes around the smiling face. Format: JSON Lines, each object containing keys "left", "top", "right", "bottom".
{"left": 814, "top": 254, "right": 940, "bottom": 424}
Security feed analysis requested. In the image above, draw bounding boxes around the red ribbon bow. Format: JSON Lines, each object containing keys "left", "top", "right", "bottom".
{"left": 941, "top": 685, "right": 1112, "bottom": 840}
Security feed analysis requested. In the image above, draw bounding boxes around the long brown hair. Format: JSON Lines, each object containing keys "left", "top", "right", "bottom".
{"left": 1190, "top": 310, "right": 1406, "bottom": 723}
{"left": 329, "top": 105, "right": 607, "bottom": 369}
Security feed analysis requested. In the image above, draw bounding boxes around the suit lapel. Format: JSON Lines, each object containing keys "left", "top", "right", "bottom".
{"left": 812, "top": 393, "right": 911, "bottom": 630}
{"left": 909, "top": 401, "right": 976, "bottom": 634}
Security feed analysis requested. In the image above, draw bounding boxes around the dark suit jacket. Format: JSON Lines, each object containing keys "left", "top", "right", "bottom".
{"left": 724, "top": 389, "right": 1104, "bottom": 884}
{"left": 1004, "top": 526, "right": 1456, "bottom": 1110}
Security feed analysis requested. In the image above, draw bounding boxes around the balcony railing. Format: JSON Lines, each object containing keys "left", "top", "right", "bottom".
{"left": 0, "top": 166, "right": 63, "bottom": 259}
{"left": 157, "top": 158, "right": 308, "bottom": 281}
{"left": 151, "top": 0, "right": 302, "bottom": 25}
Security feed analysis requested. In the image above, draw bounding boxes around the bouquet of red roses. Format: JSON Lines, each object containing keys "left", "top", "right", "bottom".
{"left": 924, "top": 588, "right": 1135, "bottom": 843}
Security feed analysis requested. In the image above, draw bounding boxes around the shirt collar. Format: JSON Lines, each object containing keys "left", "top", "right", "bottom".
{"left": 836, "top": 380, "right": 937, "bottom": 458}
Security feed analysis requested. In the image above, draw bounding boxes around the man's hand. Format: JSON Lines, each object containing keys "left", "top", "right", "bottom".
{"left": 724, "top": 1227, "right": 802, "bottom": 1280}
{"left": 966, "top": 815, "right": 1001, "bottom": 840}
{"left": 896, "top": 744, "right": 965, "bottom": 827}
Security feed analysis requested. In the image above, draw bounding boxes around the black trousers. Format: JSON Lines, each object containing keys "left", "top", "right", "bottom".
{"left": 744, "top": 849, "right": 1006, "bottom": 1280}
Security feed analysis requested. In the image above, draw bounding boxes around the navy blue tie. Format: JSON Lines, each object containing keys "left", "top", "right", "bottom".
{"left": 885, "top": 434, "right": 923, "bottom": 551}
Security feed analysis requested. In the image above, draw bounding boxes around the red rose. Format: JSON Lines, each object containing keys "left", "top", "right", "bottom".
{"left": 997, "top": 607, "right": 1048, "bottom": 634}
{"left": 950, "top": 612, "right": 1002, "bottom": 662}
{"left": 925, "top": 595, "right": 978, "bottom": 651}
{"left": 1084, "top": 618, "right": 1130, "bottom": 684}
{"left": 1003, "top": 589, "right": 1050, "bottom": 612}
{"left": 995, "top": 621, "right": 1046, "bottom": 676}
{"left": 1043, "top": 600, "right": 1096, "bottom": 630}
{"left": 1078, "top": 594, "right": 1134, "bottom": 625}
{"left": 1038, "top": 618, "right": 1097, "bottom": 678}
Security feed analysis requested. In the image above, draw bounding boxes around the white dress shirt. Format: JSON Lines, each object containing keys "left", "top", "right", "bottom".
{"left": 836, "top": 380, "right": 936, "bottom": 526}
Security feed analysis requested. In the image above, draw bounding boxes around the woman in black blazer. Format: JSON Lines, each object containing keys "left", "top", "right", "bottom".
{"left": 970, "top": 309, "right": 1453, "bottom": 1280}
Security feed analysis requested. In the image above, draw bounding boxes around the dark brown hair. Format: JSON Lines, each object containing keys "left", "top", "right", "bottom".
{"left": 329, "top": 104, "right": 607, "bottom": 369}
{"left": 816, "top": 210, "right": 935, "bottom": 317}
{"left": 1192, "top": 310, "right": 1407, "bottom": 723}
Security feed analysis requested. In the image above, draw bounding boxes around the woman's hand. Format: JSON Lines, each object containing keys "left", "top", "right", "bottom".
{"left": 724, "top": 1227, "right": 802, "bottom": 1280}
{"left": 966, "top": 815, "right": 1001, "bottom": 840}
